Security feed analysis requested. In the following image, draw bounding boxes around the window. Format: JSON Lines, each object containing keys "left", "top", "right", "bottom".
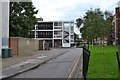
{"left": 63, "top": 22, "right": 70, "bottom": 43}
{"left": 54, "top": 35, "right": 62, "bottom": 38}
{"left": 59, "top": 22, "right": 62, "bottom": 26}
{"left": 54, "top": 22, "right": 58, "bottom": 26}
{"left": 54, "top": 26, "right": 62, "bottom": 29}
{"left": 71, "top": 26, "right": 74, "bottom": 33}
{"left": 71, "top": 35, "right": 74, "bottom": 39}
{"left": 71, "top": 40, "right": 74, "bottom": 42}
{"left": 71, "top": 22, "right": 74, "bottom": 26}
{"left": 54, "top": 31, "right": 62, "bottom": 35}
{"left": 54, "top": 22, "right": 62, "bottom": 26}
{"left": 64, "top": 22, "right": 70, "bottom": 27}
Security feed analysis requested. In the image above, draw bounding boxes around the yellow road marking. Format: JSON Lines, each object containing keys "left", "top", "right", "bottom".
{"left": 67, "top": 53, "right": 81, "bottom": 80}
{"left": 73, "top": 60, "right": 76, "bottom": 63}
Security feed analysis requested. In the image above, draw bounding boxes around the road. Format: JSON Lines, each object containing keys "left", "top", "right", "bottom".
{"left": 13, "top": 48, "right": 82, "bottom": 78}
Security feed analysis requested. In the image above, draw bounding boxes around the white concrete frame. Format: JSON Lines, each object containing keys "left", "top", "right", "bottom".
{"left": 0, "top": 1, "right": 2, "bottom": 57}
{"left": 0, "top": 1, "right": 2, "bottom": 79}
{"left": 62, "top": 22, "right": 71, "bottom": 47}
{"left": 33, "top": 21, "right": 74, "bottom": 47}
{"left": 2, "top": 1, "right": 9, "bottom": 49}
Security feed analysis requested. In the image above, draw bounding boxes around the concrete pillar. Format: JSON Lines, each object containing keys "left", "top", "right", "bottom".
{"left": 0, "top": 1, "right": 2, "bottom": 79}
{"left": 35, "top": 25, "right": 36, "bottom": 39}
{"left": 52, "top": 39, "right": 54, "bottom": 47}
{"left": 69, "top": 22, "right": 71, "bottom": 47}
{"left": 0, "top": 1, "right": 2, "bottom": 57}
{"left": 53, "top": 22, "right": 54, "bottom": 47}
{"left": 2, "top": 1, "right": 9, "bottom": 49}
{"left": 0, "top": 1, "right": 9, "bottom": 78}
{"left": 43, "top": 40, "right": 45, "bottom": 50}
{"left": 62, "top": 21, "right": 64, "bottom": 47}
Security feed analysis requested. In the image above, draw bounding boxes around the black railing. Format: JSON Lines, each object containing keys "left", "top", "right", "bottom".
{"left": 83, "top": 46, "right": 91, "bottom": 80}
{"left": 116, "top": 51, "right": 120, "bottom": 71}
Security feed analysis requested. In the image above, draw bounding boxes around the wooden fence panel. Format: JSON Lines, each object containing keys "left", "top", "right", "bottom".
{"left": 9, "top": 37, "right": 18, "bottom": 55}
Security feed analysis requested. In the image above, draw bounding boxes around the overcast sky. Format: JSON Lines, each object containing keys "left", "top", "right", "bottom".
{"left": 32, "top": 0, "right": 120, "bottom": 36}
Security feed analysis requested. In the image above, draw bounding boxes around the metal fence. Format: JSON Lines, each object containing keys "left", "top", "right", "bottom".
{"left": 83, "top": 46, "right": 91, "bottom": 80}
{"left": 116, "top": 51, "right": 120, "bottom": 71}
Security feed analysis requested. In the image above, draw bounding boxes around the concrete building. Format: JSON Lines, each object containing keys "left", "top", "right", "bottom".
{"left": 32, "top": 21, "right": 74, "bottom": 47}
{"left": 36, "top": 17, "right": 43, "bottom": 21}
{"left": 112, "top": 7, "right": 120, "bottom": 46}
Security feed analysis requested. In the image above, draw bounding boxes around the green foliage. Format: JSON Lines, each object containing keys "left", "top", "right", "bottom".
{"left": 77, "top": 45, "right": 83, "bottom": 47}
{"left": 10, "top": 2, "right": 38, "bottom": 37}
{"left": 74, "top": 33, "right": 80, "bottom": 40}
{"left": 77, "top": 8, "right": 113, "bottom": 42}
{"left": 76, "top": 18, "right": 83, "bottom": 28}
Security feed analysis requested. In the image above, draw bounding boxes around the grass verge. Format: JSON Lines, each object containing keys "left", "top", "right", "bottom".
{"left": 87, "top": 45, "right": 119, "bottom": 78}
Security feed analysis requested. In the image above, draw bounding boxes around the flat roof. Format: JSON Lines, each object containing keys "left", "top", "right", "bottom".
{"left": 38, "top": 20, "right": 74, "bottom": 23}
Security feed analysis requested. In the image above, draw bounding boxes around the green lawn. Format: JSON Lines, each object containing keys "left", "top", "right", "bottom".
{"left": 77, "top": 45, "right": 83, "bottom": 47}
{"left": 85, "top": 45, "right": 119, "bottom": 78}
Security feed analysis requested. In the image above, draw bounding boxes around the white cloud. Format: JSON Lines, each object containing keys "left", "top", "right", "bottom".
{"left": 32, "top": 0, "right": 119, "bottom": 20}
{"left": 32, "top": 0, "right": 120, "bottom": 36}
{"left": 32, "top": 0, "right": 92, "bottom": 20}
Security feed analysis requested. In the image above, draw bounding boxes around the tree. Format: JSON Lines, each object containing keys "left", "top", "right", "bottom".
{"left": 100, "top": 11, "right": 113, "bottom": 54}
{"left": 76, "top": 18, "right": 83, "bottom": 28}
{"left": 74, "top": 33, "right": 80, "bottom": 40}
{"left": 80, "top": 8, "right": 99, "bottom": 46}
{"left": 77, "top": 8, "right": 113, "bottom": 53}
{"left": 10, "top": 2, "right": 38, "bottom": 37}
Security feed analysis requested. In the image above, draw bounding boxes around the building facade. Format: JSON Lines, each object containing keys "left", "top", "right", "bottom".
{"left": 32, "top": 21, "right": 74, "bottom": 47}
{"left": 112, "top": 7, "right": 120, "bottom": 46}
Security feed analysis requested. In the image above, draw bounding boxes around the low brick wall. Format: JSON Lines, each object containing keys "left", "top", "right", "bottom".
{"left": 9, "top": 37, "right": 43, "bottom": 55}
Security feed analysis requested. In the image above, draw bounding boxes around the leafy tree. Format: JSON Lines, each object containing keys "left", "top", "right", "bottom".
{"left": 10, "top": 2, "right": 38, "bottom": 37}
{"left": 77, "top": 8, "right": 113, "bottom": 53}
{"left": 76, "top": 18, "right": 83, "bottom": 28}
{"left": 80, "top": 9, "right": 98, "bottom": 45}
{"left": 100, "top": 11, "right": 113, "bottom": 54}
{"left": 74, "top": 33, "right": 80, "bottom": 40}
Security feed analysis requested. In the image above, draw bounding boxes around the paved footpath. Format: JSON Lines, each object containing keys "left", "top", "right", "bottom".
{"left": 1, "top": 48, "right": 83, "bottom": 79}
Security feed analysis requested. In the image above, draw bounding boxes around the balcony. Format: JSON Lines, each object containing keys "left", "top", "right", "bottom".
{"left": 36, "top": 35, "right": 53, "bottom": 38}
{"left": 36, "top": 26, "right": 53, "bottom": 30}
{"left": 54, "top": 26, "right": 62, "bottom": 29}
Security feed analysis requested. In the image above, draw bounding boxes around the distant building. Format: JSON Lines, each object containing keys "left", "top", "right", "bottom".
{"left": 112, "top": 7, "right": 120, "bottom": 46}
{"left": 36, "top": 17, "right": 43, "bottom": 21}
{"left": 31, "top": 21, "right": 74, "bottom": 47}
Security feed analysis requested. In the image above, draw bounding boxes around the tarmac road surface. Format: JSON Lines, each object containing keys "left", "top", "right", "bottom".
{"left": 13, "top": 48, "right": 82, "bottom": 78}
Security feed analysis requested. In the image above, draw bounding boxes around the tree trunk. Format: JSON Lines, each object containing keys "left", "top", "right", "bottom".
{"left": 102, "top": 40, "right": 104, "bottom": 54}
{"left": 96, "top": 37, "right": 97, "bottom": 49}
{"left": 90, "top": 41, "right": 92, "bottom": 44}
{"left": 88, "top": 43, "right": 89, "bottom": 49}
{"left": 92, "top": 39, "right": 94, "bottom": 47}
